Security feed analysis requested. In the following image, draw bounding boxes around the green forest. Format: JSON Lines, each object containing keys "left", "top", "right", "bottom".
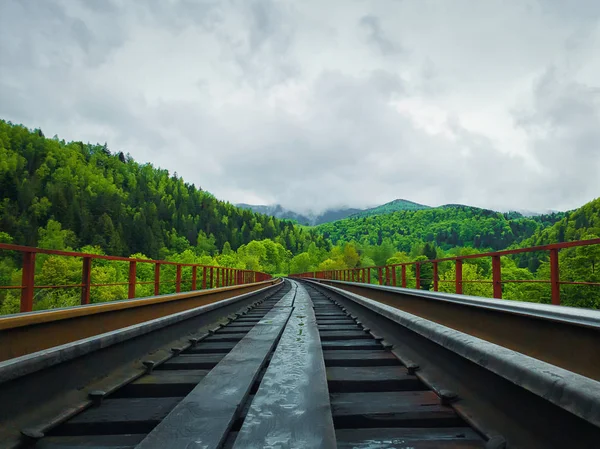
{"left": 0, "top": 119, "right": 598, "bottom": 313}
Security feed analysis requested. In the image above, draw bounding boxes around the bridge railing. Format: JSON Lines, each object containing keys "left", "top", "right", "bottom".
{"left": 0, "top": 243, "right": 271, "bottom": 313}
{"left": 291, "top": 239, "right": 600, "bottom": 306}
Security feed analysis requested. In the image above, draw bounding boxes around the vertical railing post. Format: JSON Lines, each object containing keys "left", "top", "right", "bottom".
{"left": 385, "top": 266, "right": 390, "bottom": 286}
{"left": 154, "top": 263, "right": 161, "bottom": 295}
{"left": 550, "top": 249, "right": 560, "bottom": 305}
{"left": 455, "top": 259, "right": 463, "bottom": 294}
{"left": 415, "top": 263, "right": 421, "bottom": 290}
{"left": 492, "top": 256, "right": 502, "bottom": 299}
{"left": 176, "top": 264, "right": 182, "bottom": 293}
{"left": 202, "top": 267, "right": 207, "bottom": 289}
{"left": 81, "top": 256, "right": 92, "bottom": 305}
{"left": 378, "top": 267, "right": 383, "bottom": 285}
{"left": 128, "top": 261, "right": 137, "bottom": 299}
{"left": 192, "top": 266, "right": 197, "bottom": 290}
{"left": 367, "top": 268, "right": 371, "bottom": 284}
{"left": 20, "top": 251, "right": 36, "bottom": 312}
{"left": 433, "top": 262, "right": 438, "bottom": 292}
{"left": 210, "top": 267, "right": 214, "bottom": 288}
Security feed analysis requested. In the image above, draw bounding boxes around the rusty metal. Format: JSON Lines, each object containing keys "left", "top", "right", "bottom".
{"left": 291, "top": 239, "right": 600, "bottom": 307}
{"left": 81, "top": 257, "right": 92, "bottom": 305}
{"left": 492, "top": 255, "right": 502, "bottom": 299}
{"left": 128, "top": 261, "right": 137, "bottom": 299}
{"left": 550, "top": 248, "right": 560, "bottom": 305}
{"left": 0, "top": 244, "right": 271, "bottom": 314}
{"left": 20, "top": 252, "right": 35, "bottom": 313}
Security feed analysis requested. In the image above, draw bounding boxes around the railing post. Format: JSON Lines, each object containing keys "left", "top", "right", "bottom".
{"left": 202, "top": 266, "right": 207, "bottom": 289}
{"left": 128, "top": 261, "right": 137, "bottom": 299}
{"left": 492, "top": 256, "right": 502, "bottom": 299}
{"left": 367, "top": 268, "right": 371, "bottom": 284}
{"left": 210, "top": 267, "right": 214, "bottom": 288}
{"left": 415, "top": 263, "right": 421, "bottom": 290}
{"left": 433, "top": 262, "right": 438, "bottom": 292}
{"left": 455, "top": 259, "right": 463, "bottom": 294}
{"left": 385, "top": 266, "right": 390, "bottom": 286}
{"left": 192, "top": 266, "right": 197, "bottom": 290}
{"left": 378, "top": 267, "right": 383, "bottom": 285}
{"left": 81, "top": 256, "right": 92, "bottom": 305}
{"left": 401, "top": 265, "right": 407, "bottom": 288}
{"left": 154, "top": 263, "right": 161, "bottom": 295}
{"left": 550, "top": 249, "right": 560, "bottom": 305}
{"left": 20, "top": 251, "right": 36, "bottom": 312}
{"left": 176, "top": 264, "right": 182, "bottom": 293}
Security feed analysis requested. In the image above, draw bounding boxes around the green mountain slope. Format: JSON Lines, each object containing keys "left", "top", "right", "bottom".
{"left": 317, "top": 204, "right": 565, "bottom": 252}
{"left": 349, "top": 199, "right": 430, "bottom": 218}
{"left": 519, "top": 197, "right": 600, "bottom": 246}
{"left": 0, "top": 120, "right": 327, "bottom": 258}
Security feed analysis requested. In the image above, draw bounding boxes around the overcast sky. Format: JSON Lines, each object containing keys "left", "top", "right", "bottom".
{"left": 1, "top": 0, "right": 599, "bottom": 214}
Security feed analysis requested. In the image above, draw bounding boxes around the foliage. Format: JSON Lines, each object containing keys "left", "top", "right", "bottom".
{"left": 318, "top": 205, "right": 565, "bottom": 252}
{"left": 0, "top": 120, "right": 328, "bottom": 259}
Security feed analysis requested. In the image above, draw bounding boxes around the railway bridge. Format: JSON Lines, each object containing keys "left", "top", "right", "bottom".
{"left": 0, "top": 241, "right": 599, "bottom": 449}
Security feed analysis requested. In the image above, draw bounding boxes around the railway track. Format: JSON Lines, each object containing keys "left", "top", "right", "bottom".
{"left": 1, "top": 279, "right": 599, "bottom": 448}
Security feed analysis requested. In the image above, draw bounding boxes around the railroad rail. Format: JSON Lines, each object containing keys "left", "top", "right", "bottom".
{"left": 0, "top": 279, "right": 599, "bottom": 448}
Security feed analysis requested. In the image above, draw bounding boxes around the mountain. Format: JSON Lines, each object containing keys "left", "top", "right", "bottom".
{"left": 316, "top": 203, "right": 566, "bottom": 252}
{"left": 350, "top": 199, "right": 431, "bottom": 218}
{"left": 0, "top": 119, "right": 329, "bottom": 258}
{"left": 235, "top": 204, "right": 362, "bottom": 226}
{"left": 519, "top": 197, "right": 599, "bottom": 247}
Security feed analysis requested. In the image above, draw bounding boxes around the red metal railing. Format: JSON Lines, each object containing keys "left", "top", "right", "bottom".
{"left": 0, "top": 243, "right": 271, "bottom": 313}
{"left": 291, "top": 239, "right": 600, "bottom": 306}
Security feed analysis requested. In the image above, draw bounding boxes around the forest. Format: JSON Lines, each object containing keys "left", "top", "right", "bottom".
{"left": 0, "top": 119, "right": 598, "bottom": 313}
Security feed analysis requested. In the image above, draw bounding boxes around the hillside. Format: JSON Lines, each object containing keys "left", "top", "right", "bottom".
{"left": 236, "top": 203, "right": 362, "bottom": 225}
{"left": 0, "top": 120, "right": 328, "bottom": 258}
{"left": 316, "top": 204, "right": 565, "bottom": 252}
{"left": 519, "top": 197, "right": 600, "bottom": 246}
{"left": 349, "top": 199, "right": 431, "bottom": 218}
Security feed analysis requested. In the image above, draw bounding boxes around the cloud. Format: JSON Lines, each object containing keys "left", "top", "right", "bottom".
{"left": 360, "top": 15, "right": 403, "bottom": 56}
{"left": 0, "top": 0, "right": 598, "bottom": 214}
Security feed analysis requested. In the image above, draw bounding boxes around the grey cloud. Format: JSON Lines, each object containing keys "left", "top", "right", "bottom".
{"left": 360, "top": 15, "right": 403, "bottom": 56}
{"left": 0, "top": 0, "right": 598, "bottom": 214}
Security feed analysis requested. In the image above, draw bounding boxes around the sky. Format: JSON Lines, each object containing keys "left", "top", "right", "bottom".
{"left": 1, "top": 0, "right": 599, "bottom": 215}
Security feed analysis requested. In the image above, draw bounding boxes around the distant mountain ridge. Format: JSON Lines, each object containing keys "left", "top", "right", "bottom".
{"left": 236, "top": 199, "right": 556, "bottom": 226}
{"left": 235, "top": 203, "right": 361, "bottom": 226}
{"left": 237, "top": 198, "right": 432, "bottom": 226}
{"left": 349, "top": 199, "right": 431, "bottom": 218}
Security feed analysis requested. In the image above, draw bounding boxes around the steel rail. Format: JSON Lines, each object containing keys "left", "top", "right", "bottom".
{"left": 303, "top": 278, "right": 600, "bottom": 380}
{"left": 0, "top": 280, "right": 287, "bottom": 448}
{"left": 2, "top": 279, "right": 599, "bottom": 449}
{"left": 0, "top": 279, "right": 280, "bottom": 362}
{"left": 303, "top": 279, "right": 600, "bottom": 449}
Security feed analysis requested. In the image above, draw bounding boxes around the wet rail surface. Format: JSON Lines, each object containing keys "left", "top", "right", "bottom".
{"left": 307, "top": 283, "right": 486, "bottom": 449}
{"left": 5, "top": 279, "right": 600, "bottom": 448}
{"left": 32, "top": 282, "right": 295, "bottom": 449}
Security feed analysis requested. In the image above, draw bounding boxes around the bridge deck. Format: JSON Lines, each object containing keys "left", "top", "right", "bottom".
{"left": 2, "top": 279, "right": 599, "bottom": 449}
